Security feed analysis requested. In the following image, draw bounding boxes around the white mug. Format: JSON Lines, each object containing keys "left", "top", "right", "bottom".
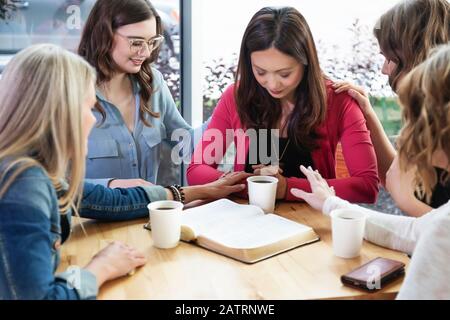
{"left": 330, "top": 209, "right": 366, "bottom": 258}
{"left": 247, "top": 176, "right": 278, "bottom": 213}
{"left": 147, "top": 200, "right": 183, "bottom": 249}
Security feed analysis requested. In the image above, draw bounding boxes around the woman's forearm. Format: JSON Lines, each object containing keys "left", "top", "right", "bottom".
{"left": 396, "top": 196, "right": 433, "bottom": 217}
{"left": 181, "top": 186, "right": 209, "bottom": 203}
{"left": 80, "top": 183, "right": 167, "bottom": 221}
{"left": 365, "top": 110, "right": 397, "bottom": 186}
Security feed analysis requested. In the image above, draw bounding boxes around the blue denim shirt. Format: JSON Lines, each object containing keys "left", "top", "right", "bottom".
{"left": 86, "top": 68, "right": 192, "bottom": 187}
{"left": 0, "top": 164, "right": 167, "bottom": 300}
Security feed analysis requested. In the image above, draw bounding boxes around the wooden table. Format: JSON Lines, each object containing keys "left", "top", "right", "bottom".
{"left": 58, "top": 199, "right": 409, "bottom": 300}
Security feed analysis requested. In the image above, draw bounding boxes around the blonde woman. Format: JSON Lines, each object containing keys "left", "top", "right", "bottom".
{"left": 292, "top": 44, "right": 450, "bottom": 299}
{"left": 0, "top": 44, "right": 248, "bottom": 300}
{"left": 332, "top": 0, "right": 450, "bottom": 216}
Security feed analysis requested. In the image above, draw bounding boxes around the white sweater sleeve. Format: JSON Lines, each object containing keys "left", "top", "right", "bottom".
{"left": 396, "top": 215, "right": 450, "bottom": 299}
{"left": 322, "top": 196, "right": 450, "bottom": 255}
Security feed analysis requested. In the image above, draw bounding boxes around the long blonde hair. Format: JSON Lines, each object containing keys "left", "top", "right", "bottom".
{"left": 397, "top": 44, "right": 450, "bottom": 203}
{"left": 0, "top": 44, "right": 96, "bottom": 213}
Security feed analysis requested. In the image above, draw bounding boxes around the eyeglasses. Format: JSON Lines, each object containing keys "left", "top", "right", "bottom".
{"left": 116, "top": 32, "right": 165, "bottom": 54}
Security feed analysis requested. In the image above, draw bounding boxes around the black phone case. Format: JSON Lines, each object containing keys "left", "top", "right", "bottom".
{"left": 341, "top": 257, "right": 405, "bottom": 292}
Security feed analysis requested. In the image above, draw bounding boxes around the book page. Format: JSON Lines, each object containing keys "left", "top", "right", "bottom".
{"left": 181, "top": 199, "right": 263, "bottom": 238}
{"left": 199, "top": 214, "right": 312, "bottom": 249}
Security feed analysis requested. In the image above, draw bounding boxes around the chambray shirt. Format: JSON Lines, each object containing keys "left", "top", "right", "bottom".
{"left": 86, "top": 68, "right": 192, "bottom": 186}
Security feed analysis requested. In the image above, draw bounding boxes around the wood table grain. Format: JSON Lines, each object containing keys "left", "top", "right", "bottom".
{"left": 58, "top": 199, "right": 409, "bottom": 300}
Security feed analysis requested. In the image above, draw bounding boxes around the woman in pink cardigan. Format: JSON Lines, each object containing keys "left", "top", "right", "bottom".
{"left": 187, "top": 7, "right": 379, "bottom": 203}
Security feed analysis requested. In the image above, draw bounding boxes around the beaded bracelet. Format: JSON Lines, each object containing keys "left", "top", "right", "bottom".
{"left": 173, "top": 184, "right": 186, "bottom": 204}
{"left": 166, "top": 184, "right": 186, "bottom": 204}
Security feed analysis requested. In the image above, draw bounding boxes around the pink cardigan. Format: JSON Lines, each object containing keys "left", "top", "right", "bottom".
{"left": 187, "top": 82, "right": 379, "bottom": 203}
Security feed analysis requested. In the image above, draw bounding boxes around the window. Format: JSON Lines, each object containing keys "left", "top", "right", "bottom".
{"left": 0, "top": 1, "right": 96, "bottom": 70}
{"left": 0, "top": 1, "right": 180, "bottom": 100}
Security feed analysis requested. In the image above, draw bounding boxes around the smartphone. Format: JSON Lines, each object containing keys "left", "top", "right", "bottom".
{"left": 341, "top": 257, "right": 405, "bottom": 292}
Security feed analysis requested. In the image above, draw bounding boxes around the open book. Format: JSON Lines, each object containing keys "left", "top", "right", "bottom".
{"left": 180, "top": 199, "right": 320, "bottom": 264}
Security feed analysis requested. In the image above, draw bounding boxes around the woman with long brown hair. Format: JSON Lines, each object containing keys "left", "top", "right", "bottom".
{"left": 187, "top": 7, "right": 379, "bottom": 204}
{"left": 333, "top": 0, "right": 450, "bottom": 215}
{"left": 78, "top": 0, "right": 192, "bottom": 189}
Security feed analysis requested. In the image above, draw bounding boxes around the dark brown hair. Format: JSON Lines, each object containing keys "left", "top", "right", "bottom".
{"left": 235, "top": 7, "right": 327, "bottom": 150}
{"left": 78, "top": 0, "right": 161, "bottom": 125}
{"left": 374, "top": 0, "right": 449, "bottom": 91}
